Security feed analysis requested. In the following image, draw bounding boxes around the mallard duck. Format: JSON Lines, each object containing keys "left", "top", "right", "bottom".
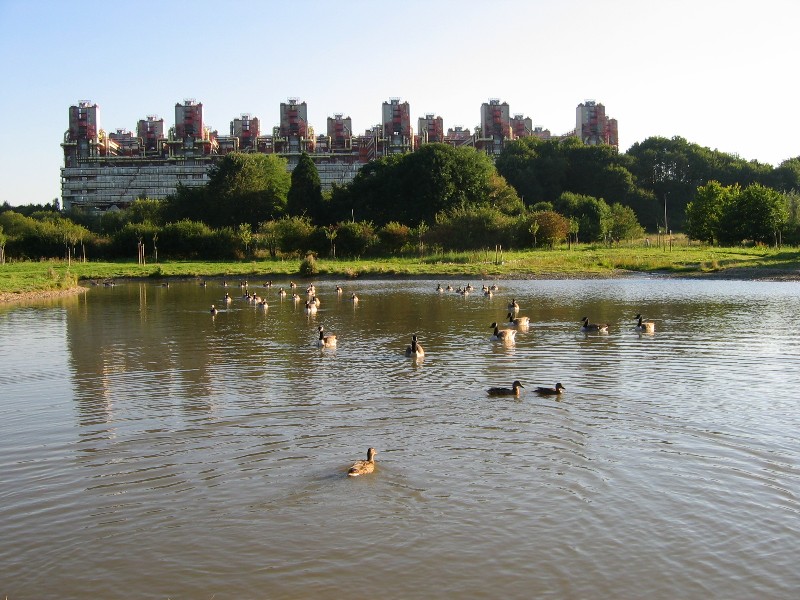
{"left": 635, "top": 314, "right": 656, "bottom": 334}
{"left": 347, "top": 448, "right": 377, "bottom": 477}
{"left": 581, "top": 317, "right": 609, "bottom": 333}
{"left": 487, "top": 380, "right": 524, "bottom": 396}
{"left": 535, "top": 383, "right": 566, "bottom": 395}
{"left": 405, "top": 334, "right": 425, "bottom": 357}
{"left": 210, "top": 304, "right": 218, "bottom": 315}
{"left": 489, "top": 322, "right": 517, "bottom": 342}
{"left": 508, "top": 299, "right": 520, "bottom": 312}
{"left": 507, "top": 312, "right": 530, "bottom": 328}
{"left": 317, "top": 325, "right": 337, "bottom": 348}
{"left": 305, "top": 301, "right": 318, "bottom": 315}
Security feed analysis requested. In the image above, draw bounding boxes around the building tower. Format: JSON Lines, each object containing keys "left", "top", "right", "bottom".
{"left": 417, "top": 114, "right": 444, "bottom": 144}
{"left": 277, "top": 99, "right": 312, "bottom": 154}
{"left": 576, "top": 100, "right": 618, "bottom": 148}
{"left": 64, "top": 101, "right": 100, "bottom": 166}
{"left": 510, "top": 114, "right": 533, "bottom": 139}
{"left": 137, "top": 115, "right": 164, "bottom": 154}
{"left": 327, "top": 114, "right": 353, "bottom": 151}
{"left": 381, "top": 98, "right": 413, "bottom": 154}
{"left": 479, "top": 99, "right": 511, "bottom": 155}
{"left": 231, "top": 114, "right": 260, "bottom": 150}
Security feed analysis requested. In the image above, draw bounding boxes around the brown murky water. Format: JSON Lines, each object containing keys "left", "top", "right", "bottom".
{"left": 2, "top": 277, "right": 799, "bottom": 599}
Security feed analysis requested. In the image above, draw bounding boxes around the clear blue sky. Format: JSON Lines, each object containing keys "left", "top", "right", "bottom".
{"left": 0, "top": 0, "right": 797, "bottom": 206}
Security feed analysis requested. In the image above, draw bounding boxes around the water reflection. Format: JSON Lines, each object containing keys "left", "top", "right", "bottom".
{"left": 1, "top": 277, "right": 800, "bottom": 598}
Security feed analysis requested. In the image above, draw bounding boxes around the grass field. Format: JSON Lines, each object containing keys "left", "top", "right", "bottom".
{"left": 2, "top": 240, "right": 800, "bottom": 296}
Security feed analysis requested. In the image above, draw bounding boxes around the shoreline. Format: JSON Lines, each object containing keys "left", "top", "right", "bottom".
{"left": 2, "top": 265, "right": 799, "bottom": 305}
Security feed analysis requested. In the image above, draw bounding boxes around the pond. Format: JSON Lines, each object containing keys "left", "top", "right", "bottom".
{"left": 1, "top": 277, "right": 799, "bottom": 599}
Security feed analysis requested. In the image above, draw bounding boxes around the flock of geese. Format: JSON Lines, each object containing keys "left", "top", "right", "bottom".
{"left": 205, "top": 278, "right": 657, "bottom": 477}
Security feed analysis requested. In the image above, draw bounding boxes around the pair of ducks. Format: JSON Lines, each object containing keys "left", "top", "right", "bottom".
{"left": 487, "top": 381, "right": 566, "bottom": 396}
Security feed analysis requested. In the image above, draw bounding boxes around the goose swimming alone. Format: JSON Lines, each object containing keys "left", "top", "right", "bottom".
{"left": 405, "top": 334, "right": 425, "bottom": 358}
{"left": 635, "top": 314, "right": 656, "bottom": 334}
{"left": 581, "top": 317, "right": 609, "bottom": 333}
{"left": 489, "top": 322, "right": 517, "bottom": 342}
{"left": 317, "top": 325, "right": 337, "bottom": 348}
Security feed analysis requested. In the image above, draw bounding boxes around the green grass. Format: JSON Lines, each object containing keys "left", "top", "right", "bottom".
{"left": 2, "top": 241, "right": 799, "bottom": 295}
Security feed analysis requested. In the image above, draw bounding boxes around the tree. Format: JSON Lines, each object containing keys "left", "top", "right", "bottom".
{"left": 203, "top": 153, "right": 290, "bottom": 228}
{"left": 531, "top": 210, "right": 570, "bottom": 249}
{"left": 608, "top": 203, "right": 645, "bottom": 242}
{"left": 686, "top": 181, "right": 731, "bottom": 244}
{"left": 287, "top": 153, "right": 323, "bottom": 221}
{"left": 237, "top": 223, "right": 253, "bottom": 256}
{"left": 553, "top": 192, "right": 611, "bottom": 243}
{"left": 718, "top": 183, "right": 787, "bottom": 246}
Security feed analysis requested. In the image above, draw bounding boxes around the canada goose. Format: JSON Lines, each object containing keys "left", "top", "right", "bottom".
{"left": 489, "top": 322, "right": 517, "bottom": 342}
{"left": 507, "top": 312, "right": 530, "bottom": 328}
{"left": 292, "top": 293, "right": 301, "bottom": 301}
{"left": 210, "top": 304, "right": 218, "bottom": 315}
{"left": 310, "top": 296, "right": 321, "bottom": 307}
{"left": 635, "top": 314, "right": 656, "bottom": 334}
{"left": 465, "top": 283, "right": 474, "bottom": 292}
{"left": 350, "top": 293, "right": 359, "bottom": 303}
{"left": 305, "top": 301, "right": 318, "bottom": 315}
{"left": 290, "top": 281, "right": 297, "bottom": 289}
{"left": 405, "top": 334, "right": 425, "bottom": 357}
{"left": 535, "top": 383, "right": 566, "bottom": 395}
{"left": 240, "top": 280, "right": 248, "bottom": 288}
{"left": 581, "top": 317, "right": 609, "bottom": 333}
{"left": 257, "top": 299, "right": 268, "bottom": 309}
{"left": 264, "top": 281, "right": 273, "bottom": 288}
{"left": 347, "top": 448, "right": 377, "bottom": 477}
{"left": 336, "top": 285, "right": 343, "bottom": 294}
{"left": 484, "top": 289, "right": 494, "bottom": 298}
{"left": 487, "top": 380, "right": 524, "bottom": 397}
{"left": 446, "top": 285, "right": 453, "bottom": 291}
{"left": 490, "top": 284, "right": 499, "bottom": 291}
{"left": 317, "top": 325, "right": 337, "bottom": 348}
{"left": 200, "top": 280, "right": 207, "bottom": 287}
{"left": 224, "top": 293, "right": 232, "bottom": 303}
{"left": 436, "top": 283, "right": 443, "bottom": 293}
{"left": 278, "top": 288, "right": 287, "bottom": 297}
{"left": 508, "top": 299, "right": 520, "bottom": 312}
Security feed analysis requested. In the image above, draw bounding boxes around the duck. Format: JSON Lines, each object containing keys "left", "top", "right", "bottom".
{"left": 405, "top": 334, "right": 425, "bottom": 357}
{"left": 210, "top": 304, "right": 218, "bottom": 315}
{"left": 489, "top": 322, "right": 517, "bottom": 342}
{"left": 508, "top": 299, "right": 520, "bottom": 312}
{"left": 635, "top": 314, "right": 656, "bottom": 334}
{"left": 535, "top": 383, "right": 566, "bottom": 396}
{"left": 347, "top": 448, "right": 377, "bottom": 477}
{"left": 305, "top": 301, "right": 318, "bottom": 315}
{"left": 317, "top": 325, "right": 337, "bottom": 348}
{"left": 487, "top": 380, "right": 524, "bottom": 397}
{"left": 350, "top": 293, "right": 359, "bottom": 303}
{"left": 507, "top": 312, "right": 530, "bottom": 328}
{"left": 581, "top": 317, "right": 609, "bottom": 333}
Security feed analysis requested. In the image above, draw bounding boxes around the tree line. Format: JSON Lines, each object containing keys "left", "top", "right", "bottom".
{"left": 2, "top": 135, "right": 799, "bottom": 261}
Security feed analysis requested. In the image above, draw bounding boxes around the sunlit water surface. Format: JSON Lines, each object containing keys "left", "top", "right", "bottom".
{"left": 1, "top": 277, "right": 799, "bottom": 599}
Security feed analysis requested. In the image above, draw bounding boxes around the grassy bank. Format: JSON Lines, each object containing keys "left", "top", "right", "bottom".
{"left": 2, "top": 242, "right": 800, "bottom": 296}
